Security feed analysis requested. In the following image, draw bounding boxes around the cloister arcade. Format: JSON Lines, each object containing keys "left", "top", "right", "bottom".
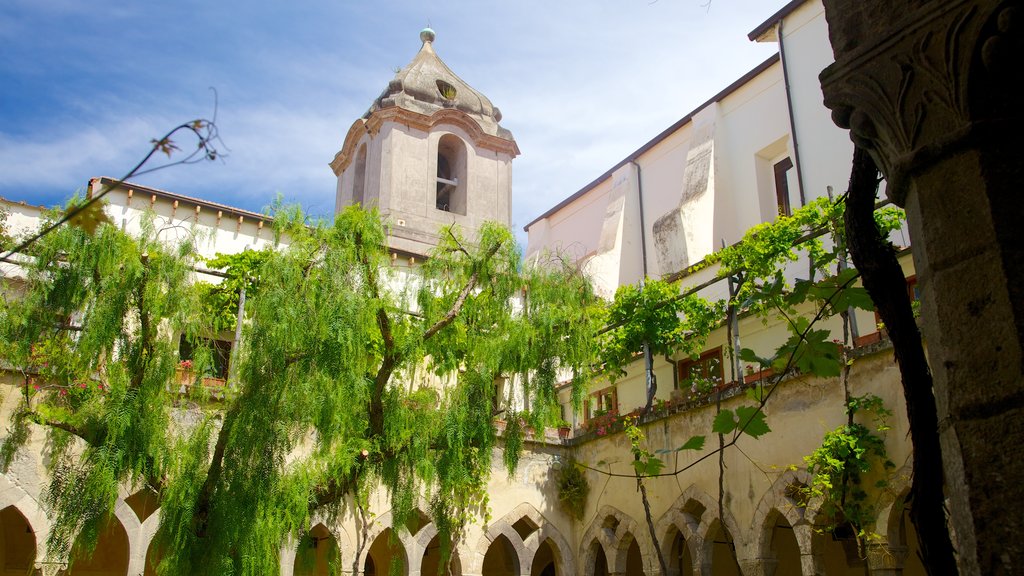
{"left": 0, "top": 468, "right": 927, "bottom": 575}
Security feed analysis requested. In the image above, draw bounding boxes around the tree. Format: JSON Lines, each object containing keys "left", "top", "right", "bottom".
{"left": 0, "top": 205, "right": 601, "bottom": 575}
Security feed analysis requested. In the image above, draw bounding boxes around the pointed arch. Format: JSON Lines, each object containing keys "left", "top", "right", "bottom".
{"left": 291, "top": 522, "right": 342, "bottom": 576}
{"left": 0, "top": 475, "right": 49, "bottom": 568}
{"left": 62, "top": 512, "right": 131, "bottom": 575}
{"left": 751, "top": 469, "right": 814, "bottom": 562}
{"left": 876, "top": 466, "right": 923, "bottom": 576}
{"left": 701, "top": 517, "right": 742, "bottom": 576}
{"left": 357, "top": 511, "right": 414, "bottom": 576}
{"left": 1, "top": 503, "right": 36, "bottom": 573}
{"left": 578, "top": 505, "right": 654, "bottom": 576}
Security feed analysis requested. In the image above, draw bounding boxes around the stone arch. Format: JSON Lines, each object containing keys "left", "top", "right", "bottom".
{"left": 806, "top": 498, "right": 862, "bottom": 576}
{"left": 291, "top": 522, "right": 343, "bottom": 576}
{"left": 279, "top": 513, "right": 352, "bottom": 576}
{"left": 661, "top": 484, "right": 744, "bottom": 570}
{"left": 481, "top": 533, "right": 520, "bottom": 576}
{"left": 352, "top": 143, "right": 368, "bottom": 206}
{"left": 655, "top": 497, "right": 702, "bottom": 562}
{"left": 1, "top": 502, "right": 37, "bottom": 574}
{"left": 654, "top": 507, "right": 700, "bottom": 576}
{"left": 435, "top": 133, "right": 468, "bottom": 215}
{"left": 700, "top": 517, "right": 742, "bottom": 576}
{"left": 578, "top": 505, "right": 654, "bottom": 576}
{"left": 875, "top": 467, "right": 924, "bottom": 576}
{"left": 358, "top": 511, "right": 414, "bottom": 576}
{"left": 0, "top": 475, "right": 49, "bottom": 569}
{"left": 468, "top": 518, "right": 528, "bottom": 575}
{"left": 874, "top": 465, "right": 912, "bottom": 544}
{"left": 414, "top": 522, "right": 466, "bottom": 576}
{"left": 60, "top": 510, "right": 132, "bottom": 576}
{"left": 751, "top": 469, "right": 814, "bottom": 568}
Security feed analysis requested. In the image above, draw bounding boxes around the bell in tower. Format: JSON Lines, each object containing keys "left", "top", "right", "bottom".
{"left": 330, "top": 28, "right": 519, "bottom": 258}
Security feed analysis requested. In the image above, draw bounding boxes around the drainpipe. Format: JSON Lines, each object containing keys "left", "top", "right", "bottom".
{"left": 631, "top": 160, "right": 657, "bottom": 414}
{"left": 778, "top": 19, "right": 807, "bottom": 207}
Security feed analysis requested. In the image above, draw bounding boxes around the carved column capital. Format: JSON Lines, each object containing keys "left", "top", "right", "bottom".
{"left": 820, "top": 0, "right": 1015, "bottom": 204}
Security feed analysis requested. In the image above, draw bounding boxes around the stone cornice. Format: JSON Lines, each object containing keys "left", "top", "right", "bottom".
{"left": 329, "top": 119, "right": 370, "bottom": 176}
{"left": 819, "top": 0, "right": 1005, "bottom": 205}
{"left": 330, "top": 107, "right": 520, "bottom": 176}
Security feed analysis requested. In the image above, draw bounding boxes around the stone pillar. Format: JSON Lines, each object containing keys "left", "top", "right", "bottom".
{"left": 866, "top": 543, "right": 907, "bottom": 576}
{"left": 799, "top": 551, "right": 823, "bottom": 576}
{"left": 819, "top": 1, "right": 1024, "bottom": 574}
{"left": 738, "top": 556, "right": 778, "bottom": 576}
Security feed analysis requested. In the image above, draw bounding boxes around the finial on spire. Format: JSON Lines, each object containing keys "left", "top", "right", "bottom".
{"left": 420, "top": 27, "right": 436, "bottom": 44}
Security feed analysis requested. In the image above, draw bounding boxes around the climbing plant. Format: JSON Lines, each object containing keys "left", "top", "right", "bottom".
{"left": 802, "top": 394, "right": 894, "bottom": 553}
{"left": 585, "top": 195, "right": 905, "bottom": 575}
{"left": 555, "top": 458, "right": 590, "bottom": 521}
{"left": 195, "top": 249, "right": 269, "bottom": 332}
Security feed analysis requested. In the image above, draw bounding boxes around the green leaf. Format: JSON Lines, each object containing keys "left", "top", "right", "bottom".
{"left": 745, "top": 386, "right": 765, "bottom": 403}
{"left": 677, "top": 435, "right": 705, "bottom": 451}
{"left": 712, "top": 409, "right": 737, "bottom": 435}
{"left": 632, "top": 460, "right": 647, "bottom": 475}
{"left": 644, "top": 457, "right": 665, "bottom": 476}
{"left": 735, "top": 405, "right": 771, "bottom": 438}
{"left": 738, "top": 347, "right": 770, "bottom": 366}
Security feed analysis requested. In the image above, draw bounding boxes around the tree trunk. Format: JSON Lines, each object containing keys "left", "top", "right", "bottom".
{"left": 843, "top": 145, "right": 957, "bottom": 575}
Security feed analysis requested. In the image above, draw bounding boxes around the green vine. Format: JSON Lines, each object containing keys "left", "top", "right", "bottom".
{"left": 802, "top": 394, "right": 894, "bottom": 548}
{"left": 601, "top": 279, "right": 722, "bottom": 381}
{"left": 556, "top": 459, "right": 589, "bottom": 521}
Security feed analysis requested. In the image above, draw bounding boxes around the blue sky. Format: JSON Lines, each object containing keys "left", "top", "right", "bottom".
{"left": 0, "top": 0, "right": 783, "bottom": 246}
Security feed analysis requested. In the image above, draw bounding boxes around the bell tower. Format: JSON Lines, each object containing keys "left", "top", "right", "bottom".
{"left": 330, "top": 28, "right": 519, "bottom": 257}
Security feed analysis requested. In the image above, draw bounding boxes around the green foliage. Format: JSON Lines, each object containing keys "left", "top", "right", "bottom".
{"left": 0, "top": 211, "right": 201, "bottom": 563}
{"left": 774, "top": 321, "right": 842, "bottom": 378}
{"left": 802, "top": 394, "right": 894, "bottom": 537}
{"left": 556, "top": 459, "right": 589, "bottom": 521}
{"left": 711, "top": 406, "right": 771, "bottom": 438}
{"left": 0, "top": 205, "right": 12, "bottom": 250}
{"left": 601, "top": 279, "right": 722, "bottom": 380}
{"left": 624, "top": 416, "right": 665, "bottom": 476}
{"left": 713, "top": 197, "right": 847, "bottom": 309}
{"left": 0, "top": 202, "right": 601, "bottom": 575}
{"left": 195, "top": 249, "right": 269, "bottom": 332}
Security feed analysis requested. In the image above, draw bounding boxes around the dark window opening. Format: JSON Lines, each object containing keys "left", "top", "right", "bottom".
{"left": 585, "top": 387, "right": 617, "bottom": 421}
{"left": 436, "top": 154, "right": 455, "bottom": 210}
{"left": 774, "top": 157, "right": 794, "bottom": 216}
{"left": 352, "top": 143, "right": 367, "bottom": 206}
{"left": 678, "top": 347, "right": 724, "bottom": 394}
{"left": 435, "top": 134, "right": 467, "bottom": 215}
{"left": 179, "top": 335, "right": 231, "bottom": 380}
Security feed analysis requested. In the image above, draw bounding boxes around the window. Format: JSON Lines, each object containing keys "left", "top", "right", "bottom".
{"left": 755, "top": 137, "right": 796, "bottom": 221}
{"left": 179, "top": 335, "right": 232, "bottom": 380}
{"left": 773, "top": 157, "right": 794, "bottom": 216}
{"left": 678, "top": 347, "right": 724, "bottom": 394}
{"left": 352, "top": 143, "right": 367, "bottom": 206}
{"left": 436, "top": 134, "right": 467, "bottom": 215}
{"left": 585, "top": 387, "right": 617, "bottom": 421}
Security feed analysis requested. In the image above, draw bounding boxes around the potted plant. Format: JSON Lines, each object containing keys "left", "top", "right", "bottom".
{"left": 556, "top": 419, "right": 572, "bottom": 440}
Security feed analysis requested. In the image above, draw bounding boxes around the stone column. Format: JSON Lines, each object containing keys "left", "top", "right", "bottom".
{"left": 738, "top": 556, "right": 778, "bottom": 576}
{"left": 819, "top": 1, "right": 1024, "bottom": 574}
{"left": 866, "top": 543, "right": 907, "bottom": 576}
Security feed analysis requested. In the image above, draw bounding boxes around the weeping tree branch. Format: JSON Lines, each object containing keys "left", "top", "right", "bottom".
{"left": 843, "top": 145, "right": 957, "bottom": 575}
{"left": 0, "top": 97, "right": 224, "bottom": 262}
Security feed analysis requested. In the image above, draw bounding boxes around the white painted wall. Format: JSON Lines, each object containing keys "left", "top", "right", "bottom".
{"left": 777, "top": 0, "right": 856, "bottom": 204}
